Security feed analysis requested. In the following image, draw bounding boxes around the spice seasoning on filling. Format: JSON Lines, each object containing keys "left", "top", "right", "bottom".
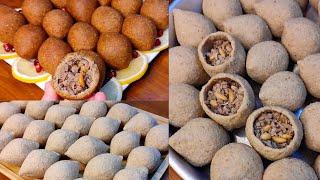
{"left": 57, "top": 58, "right": 94, "bottom": 95}
{"left": 205, "top": 39, "right": 232, "bottom": 66}
{"left": 253, "top": 111, "right": 294, "bottom": 149}
{"left": 204, "top": 79, "right": 244, "bottom": 116}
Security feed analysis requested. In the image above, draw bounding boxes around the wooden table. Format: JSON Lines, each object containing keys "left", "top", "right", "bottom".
{"left": 0, "top": 0, "right": 168, "bottom": 101}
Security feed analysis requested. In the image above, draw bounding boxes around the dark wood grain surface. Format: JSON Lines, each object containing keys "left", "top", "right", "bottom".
{"left": 0, "top": 0, "right": 168, "bottom": 101}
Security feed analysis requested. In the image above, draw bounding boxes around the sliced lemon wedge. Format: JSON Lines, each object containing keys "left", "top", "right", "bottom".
{"left": 100, "top": 77, "right": 123, "bottom": 101}
{"left": 141, "top": 29, "right": 169, "bottom": 54}
{"left": 12, "top": 58, "right": 50, "bottom": 83}
{"left": 0, "top": 42, "right": 18, "bottom": 60}
{"left": 116, "top": 53, "right": 149, "bottom": 85}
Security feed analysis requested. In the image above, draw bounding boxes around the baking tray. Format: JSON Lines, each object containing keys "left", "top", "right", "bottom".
{"left": 169, "top": 0, "right": 319, "bottom": 179}
{"left": 0, "top": 102, "right": 169, "bottom": 180}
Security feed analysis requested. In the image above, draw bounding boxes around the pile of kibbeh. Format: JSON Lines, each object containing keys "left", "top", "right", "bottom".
{"left": 0, "top": 0, "right": 169, "bottom": 100}
{"left": 169, "top": 0, "right": 320, "bottom": 179}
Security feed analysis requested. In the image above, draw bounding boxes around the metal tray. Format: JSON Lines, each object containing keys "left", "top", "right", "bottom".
{"left": 169, "top": 1, "right": 319, "bottom": 179}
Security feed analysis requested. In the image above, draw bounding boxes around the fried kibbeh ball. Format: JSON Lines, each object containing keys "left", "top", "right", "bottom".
{"left": 140, "top": 0, "right": 169, "bottom": 30}
{"left": 111, "top": 0, "right": 142, "bottom": 17}
{"left": 42, "top": 9, "right": 73, "bottom": 39}
{"left": 98, "top": 0, "right": 112, "bottom": 5}
{"left": 122, "top": 14, "right": 157, "bottom": 51}
{"left": 68, "top": 22, "right": 99, "bottom": 51}
{"left": 38, "top": 37, "right": 72, "bottom": 75}
{"left": 50, "top": 0, "right": 67, "bottom": 8}
{"left": 14, "top": 24, "right": 48, "bottom": 59}
{"left": 67, "top": 0, "right": 98, "bottom": 23}
{"left": 0, "top": 5, "right": 27, "bottom": 45}
{"left": 97, "top": 33, "right": 133, "bottom": 70}
{"left": 22, "top": 0, "right": 53, "bottom": 26}
{"left": 91, "top": 6, "right": 123, "bottom": 33}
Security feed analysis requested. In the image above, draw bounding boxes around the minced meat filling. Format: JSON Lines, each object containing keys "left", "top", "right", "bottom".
{"left": 254, "top": 111, "right": 294, "bottom": 149}
{"left": 205, "top": 79, "right": 244, "bottom": 116}
{"left": 205, "top": 39, "right": 232, "bottom": 66}
{"left": 57, "top": 58, "right": 94, "bottom": 95}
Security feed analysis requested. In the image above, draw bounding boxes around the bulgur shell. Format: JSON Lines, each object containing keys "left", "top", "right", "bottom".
{"left": 263, "top": 158, "right": 317, "bottom": 180}
{"left": 123, "top": 112, "right": 158, "bottom": 137}
{"left": 88, "top": 117, "right": 120, "bottom": 143}
{"left": 145, "top": 124, "right": 169, "bottom": 152}
{"left": 0, "top": 138, "right": 39, "bottom": 166}
{"left": 80, "top": 101, "right": 108, "bottom": 119}
{"left": 42, "top": 9, "right": 73, "bottom": 39}
{"left": 111, "top": 0, "right": 142, "bottom": 17}
{"left": 140, "top": 0, "right": 169, "bottom": 30}
{"left": 0, "top": 131, "right": 14, "bottom": 152}
{"left": 106, "top": 103, "right": 138, "bottom": 125}
{"left": 169, "top": 83, "right": 204, "bottom": 127}
{"left": 169, "top": 118, "right": 230, "bottom": 167}
{"left": 43, "top": 160, "right": 80, "bottom": 180}
{"left": 110, "top": 131, "right": 140, "bottom": 157}
{"left": 2, "top": 113, "right": 33, "bottom": 138}
{"left": 0, "top": 102, "right": 20, "bottom": 125}
{"left": 61, "top": 114, "right": 93, "bottom": 136}
{"left": 210, "top": 143, "right": 263, "bottom": 180}
{"left": 23, "top": 120, "right": 55, "bottom": 146}
{"left": 245, "top": 106, "right": 303, "bottom": 161}
{"left": 113, "top": 167, "right": 148, "bottom": 180}
{"left": 173, "top": 9, "right": 216, "bottom": 47}
{"left": 200, "top": 73, "right": 255, "bottom": 130}
{"left": 59, "top": 100, "right": 85, "bottom": 113}
{"left": 298, "top": 54, "right": 320, "bottom": 98}
{"left": 222, "top": 14, "right": 272, "bottom": 49}
{"left": 202, "top": 0, "right": 243, "bottom": 30}
{"left": 91, "top": 6, "right": 123, "bottom": 33}
{"left": 45, "top": 129, "right": 80, "bottom": 154}
{"left": 239, "top": 0, "right": 259, "bottom": 14}
{"left": 25, "top": 101, "right": 54, "bottom": 120}
{"left": 198, "top": 32, "right": 246, "bottom": 77}
{"left": 169, "top": 46, "right": 210, "bottom": 86}
{"left": 254, "top": 0, "right": 302, "bottom": 37}
{"left": 246, "top": 41, "right": 289, "bottom": 84}
{"left": 300, "top": 102, "right": 320, "bottom": 152}
{"left": 10, "top": 101, "right": 27, "bottom": 112}
{"left": 45, "top": 105, "right": 77, "bottom": 128}
{"left": 22, "top": 0, "right": 53, "bottom": 25}
{"left": 282, "top": 17, "right": 320, "bottom": 62}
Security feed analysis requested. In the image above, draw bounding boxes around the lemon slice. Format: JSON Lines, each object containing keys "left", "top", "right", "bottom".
{"left": 12, "top": 58, "right": 50, "bottom": 83}
{"left": 0, "top": 42, "right": 18, "bottom": 60}
{"left": 100, "top": 77, "right": 123, "bottom": 101}
{"left": 141, "top": 29, "right": 169, "bottom": 54}
{"left": 116, "top": 53, "right": 149, "bottom": 85}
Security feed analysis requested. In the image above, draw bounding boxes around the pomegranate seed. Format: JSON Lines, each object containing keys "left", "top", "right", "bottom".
{"left": 33, "top": 59, "right": 39, "bottom": 66}
{"left": 3, "top": 43, "right": 13, "bottom": 52}
{"left": 154, "top": 39, "right": 161, "bottom": 47}
{"left": 157, "top": 29, "right": 163, "bottom": 37}
{"left": 35, "top": 64, "right": 43, "bottom": 73}
{"left": 110, "top": 69, "right": 117, "bottom": 77}
{"left": 132, "top": 51, "right": 139, "bottom": 58}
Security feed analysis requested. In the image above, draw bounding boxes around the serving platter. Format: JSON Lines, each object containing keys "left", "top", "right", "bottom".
{"left": 169, "top": 0, "right": 320, "bottom": 179}
{"left": 0, "top": 103, "right": 169, "bottom": 180}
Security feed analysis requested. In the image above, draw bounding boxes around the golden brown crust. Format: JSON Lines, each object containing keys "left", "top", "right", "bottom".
{"left": 67, "top": 0, "right": 98, "bottom": 23}
{"left": 67, "top": 22, "right": 99, "bottom": 51}
{"left": 97, "top": 33, "right": 132, "bottom": 70}
{"left": 14, "top": 24, "right": 48, "bottom": 59}
{"left": 50, "top": 0, "right": 67, "bottom": 8}
{"left": 98, "top": 0, "right": 112, "bottom": 5}
{"left": 111, "top": 0, "right": 142, "bottom": 17}
{"left": 38, "top": 37, "right": 72, "bottom": 75}
{"left": 122, "top": 14, "right": 157, "bottom": 51}
{"left": 140, "top": 0, "right": 169, "bottom": 30}
{"left": 22, "top": 0, "right": 53, "bottom": 26}
{"left": 91, "top": 6, "right": 123, "bottom": 33}
{"left": 0, "top": 5, "right": 27, "bottom": 45}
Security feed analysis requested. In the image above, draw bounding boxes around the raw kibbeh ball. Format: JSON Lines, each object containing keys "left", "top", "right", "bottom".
{"left": 45, "top": 129, "right": 79, "bottom": 154}
{"left": 61, "top": 114, "right": 93, "bottom": 136}
{"left": 42, "top": 9, "right": 73, "bottom": 39}
{"left": 298, "top": 53, "right": 320, "bottom": 98}
{"left": 38, "top": 37, "right": 72, "bottom": 75}
{"left": 198, "top": 32, "right": 246, "bottom": 77}
{"left": 23, "top": 120, "right": 55, "bottom": 146}
{"left": 0, "top": 131, "right": 14, "bottom": 152}
{"left": 79, "top": 101, "right": 107, "bottom": 119}
{"left": 122, "top": 14, "right": 157, "bottom": 51}
{"left": 199, "top": 73, "right": 255, "bottom": 130}
{"left": 169, "top": 46, "right": 209, "bottom": 86}
{"left": 169, "top": 118, "right": 230, "bottom": 167}
{"left": 0, "top": 5, "right": 26, "bottom": 45}
{"left": 169, "top": 83, "right": 204, "bottom": 127}
{"left": 123, "top": 112, "right": 158, "bottom": 137}
{"left": 91, "top": 6, "right": 123, "bottom": 33}
{"left": 145, "top": 124, "right": 169, "bottom": 152}
{"left": 222, "top": 14, "right": 272, "bottom": 49}
{"left": 25, "top": 101, "right": 54, "bottom": 120}
{"left": 245, "top": 106, "right": 303, "bottom": 160}
{"left": 88, "top": 117, "right": 120, "bottom": 143}
{"left": 43, "top": 160, "right": 80, "bottom": 180}
{"left": 97, "top": 33, "right": 133, "bottom": 70}
{"left": 210, "top": 143, "right": 264, "bottom": 180}
{"left": 173, "top": 9, "right": 216, "bottom": 47}
{"left": 106, "top": 103, "right": 138, "bottom": 125}
{"left": 246, "top": 41, "right": 289, "bottom": 84}
{"left": 259, "top": 71, "right": 306, "bottom": 111}
{"left": 113, "top": 167, "right": 148, "bottom": 180}
{"left": 140, "top": 0, "right": 169, "bottom": 30}
{"left": 13, "top": 24, "right": 47, "bottom": 59}
{"left": 66, "top": 0, "right": 98, "bottom": 23}
{"left": 263, "top": 158, "right": 317, "bottom": 180}
{"left": 110, "top": 131, "right": 140, "bottom": 157}
{"left": 282, "top": 17, "right": 320, "bottom": 62}
{"left": 22, "top": 0, "right": 53, "bottom": 25}
{"left": 202, "top": 0, "right": 243, "bottom": 30}
{"left": 67, "top": 22, "right": 99, "bottom": 51}
{"left": 126, "top": 146, "right": 161, "bottom": 173}
{"left": 1, "top": 113, "right": 33, "bottom": 138}
{"left": 111, "top": 0, "right": 142, "bottom": 17}
{"left": 300, "top": 102, "right": 320, "bottom": 152}
{"left": 0, "top": 102, "right": 20, "bottom": 125}
{"left": 254, "top": 0, "right": 302, "bottom": 37}
{"left": 44, "top": 104, "right": 77, "bottom": 128}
